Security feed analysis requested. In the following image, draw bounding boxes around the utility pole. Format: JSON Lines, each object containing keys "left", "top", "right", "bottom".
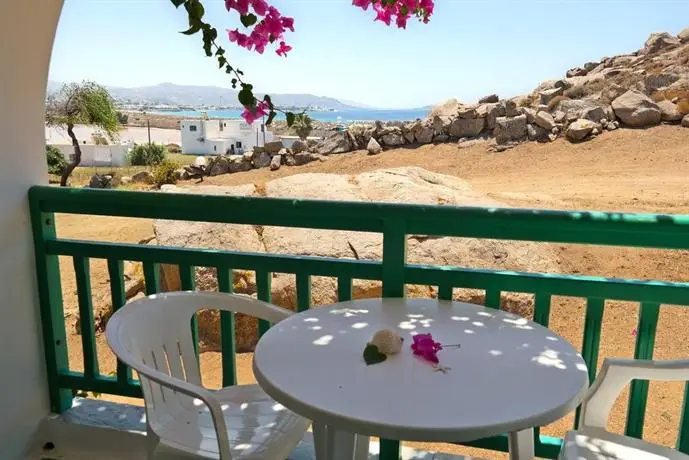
{"left": 143, "top": 110, "right": 151, "bottom": 145}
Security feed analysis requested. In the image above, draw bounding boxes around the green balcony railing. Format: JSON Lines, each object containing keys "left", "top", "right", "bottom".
{"left": 28, "top": 185, "right": 689, "bottom": 459}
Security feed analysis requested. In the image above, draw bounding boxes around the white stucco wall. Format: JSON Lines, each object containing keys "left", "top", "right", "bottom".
{"left": 180, "top": 119, "right": 275, "bottom": 155}
{"left": 53, "top": 144, "right": 130, "bottom": 167}
{"left": 0, "top": 1, "right": 63, "bottom": 458}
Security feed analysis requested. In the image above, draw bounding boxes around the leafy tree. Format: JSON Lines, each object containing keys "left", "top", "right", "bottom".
{"left": 116, "top": 111, "right": 129, "bottom": 125}
{"left": 128, "top": 143, "right": 167, "bottom": 166}
{"left": 45, "top": 81, "right": 120, "bottom": 186}
{"left": 292, "top": 113, "right": 314, "bottom": 140}
{"left": 46, "top": 145, "right": 67, "bottom": 175}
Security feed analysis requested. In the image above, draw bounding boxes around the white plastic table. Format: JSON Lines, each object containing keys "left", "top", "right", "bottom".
{"left": 253, "top": 298, "right": 589, "bottom": 460}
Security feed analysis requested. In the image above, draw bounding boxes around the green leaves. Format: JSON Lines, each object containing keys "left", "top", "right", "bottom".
{"left": 170, "top": 0, "right": 186, "bottom": 7}
{"left": 286, "top": 112, "right": 296, "bottom": 127}
{"left": 363, "top": 344, "right": 387, "bottom": 365}
{"left": 240, "top": 13, "right": 258, "bottom": 27}
{"left": 238, "top": 85, "right": 255, "bottom": 107}
{"left": 181, "top": 23, "right": 202, "bottom": 35}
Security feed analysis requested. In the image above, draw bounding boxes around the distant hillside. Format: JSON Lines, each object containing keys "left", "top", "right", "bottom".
{"left": 47, "top": 81, "right": 369, "bottom": 110}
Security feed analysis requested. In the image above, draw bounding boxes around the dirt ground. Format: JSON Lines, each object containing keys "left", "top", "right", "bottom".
{"left": 58, "top": 125, "right": 689, "bottom": 458}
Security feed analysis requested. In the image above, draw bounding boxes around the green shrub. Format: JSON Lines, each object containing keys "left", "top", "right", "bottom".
{"left": 46, "top": 145, "right": 67, "bottom": 175}
{"left": 116, "top": 111, "right": 129, "bottom": 125}
{"left": 153, "top": 159, "right": 179, "bottom": 187}
{"left": 128, "top": 143, "right": 166, "bottom": 166}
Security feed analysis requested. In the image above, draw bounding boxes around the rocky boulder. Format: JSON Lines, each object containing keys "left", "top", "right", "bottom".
{"left": 151, "top": 168, "right": 560, "bottom": 351}
{"left": 228, "top": 155, "right": 252, "bottom": 173}
{"left": 540, "top": 87, "right": 564, "bottom": 105}
{"left": 566, "top": 119, "right": 599, "bottom": 142}
{"left": 264, "top": 141, "right": 283, "bottom": 155}
{"left": 642, "top": 32, "right": 681, "bottom": 55}
{"left": 479, "top": 103, "right": 505, "bottom": 130}
{"left": 89, "top": 174, "right": 113, "bottom": 189}
{"left": 367, "top": 137, "right": 382, "bottom": 155}
{"left": 132, "top": 171, "right": 154, "bottom": 184}
{"left": 683, "top": 114, "right": 689, "bottom": 128}
{"left": 380, "top": 129, "right": 406, "bottom": 147}
{"left": 611, "top": 90, "right": 662, "bottom": 127}
{"left": 657, "top": 100, "right": 684, "bottom": 122}
{"left": 534, "top": 111, "right": 556, "bottom": 131}
{"left": 679, "top": 27, "right": 689, "bottom": 43}
{"left": 252, "top": 151, "right": 272, "bottom": 169}
{"left": 412, "top": 122, "right": 434, "bottom": 144}
{"left": 291, "top": 139, "right": 308, "bottom": 154}
{"left": 270, "top": 154, "right": 281, "bottom": 171}
{"left": 494, "top": 115, "right": 527, "bottom": 144}
{"left": 208, "top": 156, "right": 231, "bottom": 176}
{"left": 479, "top": 94, "right": 499, "bottom": 103}
{"left": 316, "top": 132, "right": 353, "bottom": 154}
{"left": 567, "top": 67, "right": 588, "bottom": 78}
{"left": 293, "top": 152, "right": 325, "bottom": 166}
{"left": 449, "top": 117, "right": 485, "bottom": 138}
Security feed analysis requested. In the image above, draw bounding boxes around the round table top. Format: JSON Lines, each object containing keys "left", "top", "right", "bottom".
{"left": 253, "top": 298, "right": 589, "bottom": 442}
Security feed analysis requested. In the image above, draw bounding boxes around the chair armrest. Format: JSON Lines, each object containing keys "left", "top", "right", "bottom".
{"left": 579, "top": 358, "right": 689, "bottom": 430}
{"left": 109, "top": 341, "right": 233, "bottom": 459}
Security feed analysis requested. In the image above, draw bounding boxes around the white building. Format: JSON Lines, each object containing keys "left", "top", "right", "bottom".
{"left": 52, "top": 144, "right": 130, "bottom": 167}
{"left": 180, "top": 118, "right": 275, "bottom": 155}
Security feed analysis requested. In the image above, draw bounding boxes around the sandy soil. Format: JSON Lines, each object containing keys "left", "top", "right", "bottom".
{"left": 58, "top": 125, "right": 689, "bottom": 459}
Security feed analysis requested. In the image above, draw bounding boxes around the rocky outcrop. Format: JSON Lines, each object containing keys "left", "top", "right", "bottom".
{"left": 642, "top": 32, "right": 681, "bottom": 55}
{"left": 367, "top": 137, "right": 382, "bottom": 155}
{"left": 611, "top": 91, "right": 662, "bottom": 127}
{"left": 657, "top": 100, "right": 684, "bottom": 122}
{"left": 479, "top": 94, "right": 499, "bottom": 103}
{"left": 566, "top": 119, "right": 599, "bottom": 142}
{"left": 153, "top": 168, "right": 560, "bottom": 351}
{"left": 494, "top": 115, "right": 527, "bottom": 144}
{"left": 680, "top": 27, "right": 689, "bottom": 43}
{"left": 449, "top": 117, "right": 485, "bottom": 138}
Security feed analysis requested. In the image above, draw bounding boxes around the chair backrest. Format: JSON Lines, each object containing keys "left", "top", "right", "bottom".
{"left": 106, "top": 291, "right": 292, "bottom": 432}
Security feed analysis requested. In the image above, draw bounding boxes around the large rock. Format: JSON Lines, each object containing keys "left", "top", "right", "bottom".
{"left": 566, "top": 119, "right": 598, "bottom": 142}
{"left": 89, "top": 174, "right": 113, "bottom": 189}
{"left": 293, "top": 152, "right": 325, "bottom": 166}
{"left": 414, "top": 123, "right": 434, "bottom": 144}
{"left": 380, "top": 130, "right": 406, "bottom": 147}
{"left": 683, "top": 114, "right": 689, "bottom": 128}
{"left": 527, "top": 124, "right": 548, "bottom": 142}
{"left": 479, "top": 94, "right": 499, "bottom": 103}
{"left": 151, "top": 168, "right": 560, "bottom": 352}
{"left": 567, "top": 67, "right": 588, "bottom": 78}
{"left": 448, "top": 117, "right": 485, "bottom": 138}
{"left": 657, "top": 100, "right": 684, "bottom": 122}
{"left": 534, "top": 111, "right": 556, "bottom": 130}
{"left": 494, "top": 115, "right": 527, "bottom": 144}
{"left": 522, "top": 107, "right": 537, "bottom": 124}
{"left": 642, "top": 32, "right": 681, "bottom": 55}
{"left": 291, "top": 139, "right": 308, "bottom": 154}
{"left": 558, "top": 99, "right": 606, "bottom": 121}
{"left": 367, "top": 137, "right": 382, "bottom": 155}
{"left": 228, "top": 155, "right": 252, "bottom": 173}
{"left": 252, "top": 151, "right": 272, "bottom": 169}
{"left": 316, "top": 132, "right": 352, "bottom": 154}
{"left": 539, "top": 87, "right": 564, "bottom": 105}
{"left": 264, "top": 141, "right": 283, "bottom": 154}
{"left": 582, "top": 106, "right": 607, "bottom": 124}
{"left": 479, "top": 103, "right": 505, "bottom": 130}
{"left": 208, "top": 156, "right": 231, "bottom": 176}
{"left": 679, "top": 27, "right": 689, "bottom": 43}
{"left": 269, "top": 154, "right": 281, "bottom": 171}
{"left": 132, "top": 171, "right": 154, "bottom": 184}
{"left": 457, "top": 105, "right": 478, "bottom": 119}
{"left": 503, "top": 100, "right": 520, "bottom": 117}
{"left": 611, "top": 90, "right": 662, "bottom": 127}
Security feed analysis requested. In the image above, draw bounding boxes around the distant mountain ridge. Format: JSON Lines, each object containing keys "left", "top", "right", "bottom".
{"left": 47, "top": 81, "right": 370, "bottom": 110}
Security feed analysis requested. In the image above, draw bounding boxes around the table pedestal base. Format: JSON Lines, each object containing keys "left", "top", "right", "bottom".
{"left": 509, "top": 428, "right": 535, "bottom": 460}
{"left": 313, "top": 422, "right": 370, "bottom": 460}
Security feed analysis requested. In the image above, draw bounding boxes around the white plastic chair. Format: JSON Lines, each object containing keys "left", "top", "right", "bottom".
{"left": 559, "top": 357, "right": 689, "bottom": 460}
{"left": 105, "top": 291, "right": 311, "bottom": 460}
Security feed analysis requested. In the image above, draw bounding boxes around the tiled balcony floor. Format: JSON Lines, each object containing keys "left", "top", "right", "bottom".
{"left": 25, "top": 398, "right": 479, "bottom": 460}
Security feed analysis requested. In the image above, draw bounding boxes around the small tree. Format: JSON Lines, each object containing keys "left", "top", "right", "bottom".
{"left": 45, "top": 81, "right": 120, "bottom": 186}
{"left": 46, "top": 145, "right": 67, "bottom": 175}
{"left": 292, "top": 113, "right": 313, "bottom": 140}
{"left": 128, "top": 143, "right": 167, "bottom": 166}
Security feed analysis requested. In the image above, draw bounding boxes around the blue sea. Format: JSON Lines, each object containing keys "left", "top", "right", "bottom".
{"left": 154, "top": 108, "right": 429, "bottom": 123}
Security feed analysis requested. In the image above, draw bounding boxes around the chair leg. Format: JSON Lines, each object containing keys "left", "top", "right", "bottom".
{"left": 508, "top": 428, "right": 535, "bottom": 460}
{"left": 146, "top": 429, "right": 160, "bottom": 460}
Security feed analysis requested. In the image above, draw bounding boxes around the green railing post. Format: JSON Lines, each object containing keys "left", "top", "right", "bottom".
{"left": 217, "top": 266, "right": 237, "bottom": 387}
{"left": 29, "top": 206, "right": 72, "bottom": 413}
{"left": 107, "top": 259, "right": 132, "bottom": 386}
{"left": 380, "top": 218, "right": 407, "bottom": 460}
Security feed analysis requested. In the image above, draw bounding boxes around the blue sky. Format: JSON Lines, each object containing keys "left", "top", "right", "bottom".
{"left": 50, "top": 0, "right": 689, "bottom": 109}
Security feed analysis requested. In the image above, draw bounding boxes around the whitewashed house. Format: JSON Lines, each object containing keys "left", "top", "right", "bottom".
{"left": 51, "top": 144, "right": 130, "bottom": 167}
{"left": 180, "top": 118, "right": 275, "bottom": 155}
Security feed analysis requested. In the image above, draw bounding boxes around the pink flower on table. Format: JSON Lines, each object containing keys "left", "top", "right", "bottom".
{"left": 411, "top": 333, "right": 443, "bottom": 364}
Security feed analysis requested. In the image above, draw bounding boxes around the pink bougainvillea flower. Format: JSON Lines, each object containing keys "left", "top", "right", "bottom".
{"left": 276, "top": 41, "right": 292, "bottom": 57}
{"left": 632, "top": 328, "right": 638, "bottom": 336}
{"left": 411, "top": 333, "right": 443, "bottom": 364}
{"left": 241, "top": 101, "right": 270, "bottom": 124}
